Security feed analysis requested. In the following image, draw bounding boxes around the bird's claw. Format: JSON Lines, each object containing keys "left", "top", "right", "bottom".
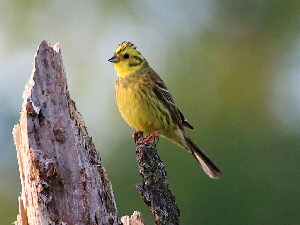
{"left": 133, "top": 130, "right": 144, "bottom": 143}
{"left": 132, "top": 130, "right": 159, "bottom": 145}
{"left": 142, "top": 131, "right": 159, "bottom": 145}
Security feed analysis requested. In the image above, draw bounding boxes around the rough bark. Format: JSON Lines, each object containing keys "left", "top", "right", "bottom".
{"left": 134, "top": 134, "right": 180, "bottom": 225}
{"left": 12, "top": 41, "right": 121, "bottom": 225}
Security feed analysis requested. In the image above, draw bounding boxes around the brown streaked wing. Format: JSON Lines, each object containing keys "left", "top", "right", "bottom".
{"left": 150, "top": 70, "right": 194, "bottom": 130}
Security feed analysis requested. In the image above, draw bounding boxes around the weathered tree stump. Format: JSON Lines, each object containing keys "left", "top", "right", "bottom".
{"left": 13, "top": 41, "right": 120, "bottom": 225}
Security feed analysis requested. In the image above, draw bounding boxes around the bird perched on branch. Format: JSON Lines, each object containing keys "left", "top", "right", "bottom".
{"left": 109, "top": 41, "right": 221, "bottom": 179}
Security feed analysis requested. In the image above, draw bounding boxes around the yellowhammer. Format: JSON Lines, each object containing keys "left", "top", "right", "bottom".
{"left": 109, "top": 41, "right": 221, "bottom": 179}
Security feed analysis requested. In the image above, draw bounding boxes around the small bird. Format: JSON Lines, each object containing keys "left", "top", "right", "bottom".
{"left": 109, "top": 42, "right": 221, "bottom": 179}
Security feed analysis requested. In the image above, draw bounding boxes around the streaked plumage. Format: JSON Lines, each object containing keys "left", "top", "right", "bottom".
{"left": 109, "top": 41, "right": 221, "bottom": 179}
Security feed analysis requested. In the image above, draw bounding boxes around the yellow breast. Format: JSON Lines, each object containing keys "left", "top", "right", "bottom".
{"left": 115, "top": 75, "right": 170, "bottom": 134}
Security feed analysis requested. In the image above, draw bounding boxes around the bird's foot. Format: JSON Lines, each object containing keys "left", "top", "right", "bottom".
{"left": 133, "top": 130, "right": 144, "bottom": 143}
{"left": 142, "top": 131, "right": 159, "bottom": 145}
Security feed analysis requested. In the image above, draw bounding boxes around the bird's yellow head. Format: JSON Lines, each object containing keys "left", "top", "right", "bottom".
{"left": 108, "top": 42, "right": 147, "bottom": 78}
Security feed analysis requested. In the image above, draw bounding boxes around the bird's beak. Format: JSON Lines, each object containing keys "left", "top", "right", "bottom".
{"left": 108, "top": 55, "right": 120, "bottom": 63}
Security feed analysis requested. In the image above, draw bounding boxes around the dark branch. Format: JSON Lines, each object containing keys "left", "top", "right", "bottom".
{"left": 134, "top": 132, "right": 180, "bottom": 225}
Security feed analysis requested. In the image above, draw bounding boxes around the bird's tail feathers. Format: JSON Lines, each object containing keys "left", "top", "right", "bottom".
{"left": 184, "top": 137, "right": 222, "bottom": 179}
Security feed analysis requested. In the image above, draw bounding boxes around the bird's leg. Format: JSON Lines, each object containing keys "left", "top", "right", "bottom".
{"left": 143, "top": 131, "right": 159, "bottom": 145}
{"left": 133, "top": 130, "right": 144, "bottom": 143}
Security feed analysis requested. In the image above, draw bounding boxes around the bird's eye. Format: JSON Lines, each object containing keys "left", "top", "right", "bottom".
{"left": 124, "top": 54, "right": 129, "bottom": 59}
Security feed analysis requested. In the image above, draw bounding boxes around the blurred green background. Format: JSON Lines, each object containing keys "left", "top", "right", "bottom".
{"left": 1, "top": 1, "right": 300, "bottom": 224}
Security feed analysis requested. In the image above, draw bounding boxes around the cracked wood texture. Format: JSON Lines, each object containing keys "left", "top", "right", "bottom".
{"left": 135, "top": 136, "right": 180, "bottom": 225}
{"left": 12, "top": 41, "right": 120, "bottom": 225}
